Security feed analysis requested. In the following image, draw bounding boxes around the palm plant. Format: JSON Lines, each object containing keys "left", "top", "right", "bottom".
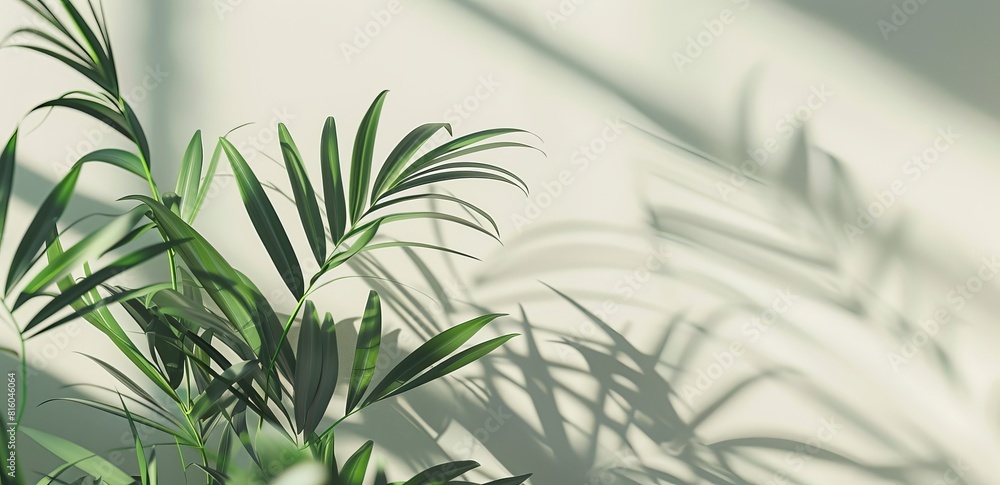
{"left": 0, "top": 0, "right": 537, "bottom": 483}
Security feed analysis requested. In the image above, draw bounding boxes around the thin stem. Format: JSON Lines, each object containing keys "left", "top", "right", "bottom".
{"left": 262, "top": 282, "right": 317, "bottom": 406}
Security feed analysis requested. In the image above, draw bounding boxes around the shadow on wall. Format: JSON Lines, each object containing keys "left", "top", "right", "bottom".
{"left": 779, "top": 0, "right": 1000, "bottom": 121}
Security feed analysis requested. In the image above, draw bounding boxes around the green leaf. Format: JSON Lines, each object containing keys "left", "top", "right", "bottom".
{"left": 220, "top": 137, "right": 304, "bottom": 298}
{"left": 190, "top": 360, "right": 256, "bottom": 421}
{"left": 305, "top": 312, "right": 339, "bottom": 438}
{"left": 381, "top": 334, "right": 518, "bottom": 401}
{"left": 40, "top": 397, "right": 192, "bottom": 444}
{"left": 77, "top": 148, "right": 148, "bottom": 180}
{"left": 401, "top": 461, "right": 479, "bottom": 485}
{"left": 279, "top": 123, "right": 326, "bottom": 265}
{"left": 189, "top": 140, "right": 223, "bottom": 223}
{"left": 45, "top": 235, "right": 180, "bottom": 401}
{"left": 5, "top": 165, "right": 81, "bottom": 293}
{"left": 396, "top": 128, "right": 531, "bottom": 181}
{"left": 176, "top": 130, "right": 203, "bottom": 220}
{"left": 481, "top": 474, "right": 532, "bottom": 485}
{"left": 0, "top": 130, "right": 17, "bottom": 244}
{"left": 380, "top": 170, "right": 527, "bottom": 204}
{"left": 315, "top": 428, "right": 338, "bottom": 471}
{"left": 321, "top": 117, "right": 347, "bottom": 243}
{"left": 363, "top": 314, "right": 504, "bottom": 405}
{"left": 14, "top": 207, "right": 145, "bottom": 309}
{"left": 349, "top": 91, "right": 389, "bottom": 224}
{"left": 374, "top": 466, "right": 388, "bottom": 485}
{"left": 320, "top": 220, "right": 380, "bottom": 276}
{"left": 339, "top": 440, "right": 373, "bottom": 485}
{"left": 22, "top": 427, "right": 134, "bottom": 485}
{"left": 293, "top": 300, "right": 322, "bottom": 434}
{"left": 368, "top": 193, "right": 499, "bottom": 238}
{"left": 23, "top": 240, "right": 185, "bottom": 334}
{"left": 359, "top": 241, "right": 479, "bottom": 261}
{"left": 215, "top": 421, "right": 233, "bottom": 482}
{"left": 118, "top": 395, "right": 150, "bottom": 485}
{"left": 81, "top": 354, "right": 167, "bottom": 415}
{"left": 371, "top": 123, "right": 452, "bottom": 201}
{"left": 378, "top": 211, "right": 499, "bottom": 241}
{"left": 35, "top": 94, "right": 131, "bottom": 142}
{"left": 124, "top": 195, "right": 265, "bottom": 354}
{"left": 122, "top": 100, "right": 152, "bottom": 169}
{"left": 346, "top": 291, "right": 381, "bottom": 413}
{"left": 403, "top": 159, "right": 529, "bottom": 194}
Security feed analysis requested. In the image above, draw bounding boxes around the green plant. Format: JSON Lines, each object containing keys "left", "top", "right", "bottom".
{"left": 0, "top": 1, "right": 537, "bottom": 483}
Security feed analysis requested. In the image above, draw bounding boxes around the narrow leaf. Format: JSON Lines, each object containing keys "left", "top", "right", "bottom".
{"left": 14, "top": 207, "right": 144, "bottom": 309}
{"left": 320, "top": 117, "right": 347, "bottom": 243}
{"left": 339, "top": 440, "right": 373, "bottom": 485}
{"left": 22, "top": 427, "right": 134, "bottom": 485}
{"left": 5, "top": 165, "right": 81, "bottom": 293}
{"left": 220, "top": 137, "right": 304, "bottom": 298}
{"left": 371, "top": 122, "right": 451, "bottom": 201}
{"left": 190, "top": 360, "right": 255, "bottom": 421}
{"left": 401, "top": 460, "right": 479, "bottom": 485}
{"left": 349, "top": 91, "right": 389, "bottom": 223}
{"left": 279, "top": 124, "right": 326, "bottom": 265}
{"left": 304, "top": 312, "right": 338, "bottom": 438}
{"left": 23, "top": 240, "right": 185, "bottom": 333}
{"left": 382, "top": 334, "right": 517, "bottom": 401}
{"left": 176, "top": 131, "right": 203, "bottom": 220}
{"left": 346, "top": 291, "right": 381, "bottom": 413}
{"left": 363, "top": 314, "right": 504, "bottom": 404}
{"left": 0, "top": 131, "right": 17, "bottom": 242}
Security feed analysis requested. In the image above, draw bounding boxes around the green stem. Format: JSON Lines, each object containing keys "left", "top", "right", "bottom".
{"left": 262, "top": 282, "right": 317, "bottom": 407}
{"left": 180, "top": 409, "right": 211, "bottom": 485}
